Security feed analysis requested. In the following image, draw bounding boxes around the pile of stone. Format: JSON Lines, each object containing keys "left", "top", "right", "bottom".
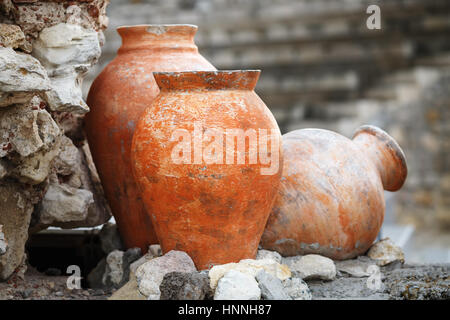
{"left": 0, "top": 0, "right": 110, "bottom": 281}
{"left": 100, "top": 237, "right": 438, "bottom": 300}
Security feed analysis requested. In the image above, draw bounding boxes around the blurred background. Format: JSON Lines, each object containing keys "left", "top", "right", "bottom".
{"left": 84, "top": 0, "right": 450, "bottom": 263}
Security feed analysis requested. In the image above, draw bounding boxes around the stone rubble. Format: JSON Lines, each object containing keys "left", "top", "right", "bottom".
{"left": 103, "top": 242, "right": 447, "bottom": 300}
{"left": 367, "top": 238, "right": 405, "bottom": 267}
{"left": 39, "top": 178, "right": 94, "bottom": 225}
{"left": 256, "top": 270, "right": 291, "bottom": 300}
{"left": 335, "top": 256, "right": 376, "bottom": 278}
{"left": 160, "top": 271, "right": 212, "bottom": 300}
{"left": 282, "top": 277, "right": 312, "bottom": 300}
{"left": 135, "top": 250, "right": 197, "bottom": 300}
{"left": 214, "top": 270, "right": 261, "bottom": 300}
{"left": 88, "top": 247, "right": 141, "bottom": 290}
{"left": 283, "top": 254, "right": 336, "bottom": 281}
{"left": 208, "top": 258, "right": 291, "bottom": 290}
{"left": 0, "top": 47, "right": 50, "bottom": 107}
{"left": 256, "top": 249, "right": 282, "bottom": 263}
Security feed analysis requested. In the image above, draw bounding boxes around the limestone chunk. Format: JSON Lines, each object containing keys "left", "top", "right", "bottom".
{"left": 39, "top": 177, "right": 94, "bottom": 225}
{"left": 0, "top": 97, "right": 60, "bottom": 158}
{"left": 214, "top": 270, "right": 261, "bottom": 300}
{"left": 0, "top": 47, "right": 51, "bottom": 107}
{"left": 0, "top": 183, "right": 33, "bottom": 280}
{"left": 32, "top": 23, "right": 101, "bottom": 114}
{"left": 0, "top": 23, "right": 30, "bottom": 52}
{"left": 367, "top": 238, "right": 405, "bottom": 266}
{"left": 284, "top": 254, "right": 336, "bottom": 281}
{"left": 209, "top": 258, "right": 291, "bottom": 290}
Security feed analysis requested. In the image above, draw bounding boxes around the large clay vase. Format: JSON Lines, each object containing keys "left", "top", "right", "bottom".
{"left": 85, "top": 25, "right": 216, "bottom": 252}
{"left": 261, "top": 125, "right": 407, "bottom": 260}
{"left": 131, "top": 70, "right": 283, "bottom": 269}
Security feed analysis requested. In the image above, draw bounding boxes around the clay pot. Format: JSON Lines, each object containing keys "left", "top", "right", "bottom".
{"left": 85, "top": 25, "right": 216, "bottom": 252}
{"left": 260, "top": 125, "right": 407, "bottom": 260}
{"left": 131, "top": 70, "right": 283, "bottom": 269}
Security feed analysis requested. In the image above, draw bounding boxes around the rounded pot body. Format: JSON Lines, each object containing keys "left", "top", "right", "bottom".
{"left": 131, "top": 71, "right": 283, "bottom": 269}
{"left": 85, "top": 25, "right": 216, "bottom": 252}
{"left": 261, "top": 126, "right": 407, "bottom": 259}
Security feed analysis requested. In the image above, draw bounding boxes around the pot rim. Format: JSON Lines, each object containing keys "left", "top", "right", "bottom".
{"left": 352, "top": 125, "right": 407, "bottom": 168}
{"left": 116, "top": 24, "right": 198, "bottom": 32}
{"left": 353, "top": 124, "right": 408, "bottom": 190}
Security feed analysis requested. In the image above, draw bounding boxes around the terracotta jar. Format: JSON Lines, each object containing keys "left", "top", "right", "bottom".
{"left": 131, "top": 70, "right": 283, "bottom": 269}
{"left": 260, "top": 125, "right": 407, "bottom": 260}
{"left": 85, "top": 25, "right": 216, "bottom": 252}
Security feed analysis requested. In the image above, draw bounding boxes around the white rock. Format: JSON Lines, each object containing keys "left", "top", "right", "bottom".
{"left": 38, "top": 139, "right": 111, "bottom": 229}
{"left": 136, "top": 250, "right": 196, "bottom": 299}
{"left": 39, "top": 180, "right": 94, "bottom": 225}
{"left": 0, "top": 47, "right": 51, "bottom": 107}
{"left": 214, "top": 270, "right": 261, "bottom": 300}
{"left": 335, "top": 257, "right": 374, "bottom": 277}
{"left": 256, "top": 249, "right": 282, "bottom": 263}
{"left": 32, "top": 23, "right": 101, "bottom": 114}
{"left": 0, "top": 97, "right": 60, "bottom": 158}
{"left": 286, "top": 254, "right": 336, "bottom": 281}
{"left": 104, "top": 250, "right": 124, "bottom": 286}
{"left": 1, "top": 97, "right": 62, "bottom": 185}
{"left": 367, "top": 238, "right": 405, "bottom": 266}
{"left": 209, "top": 258, "right": 291, "bottom": 290}
{"left": 283, "top": 277, "right": 312, "bottom": 300}
{"left": 11, "top": 140, "right": 61, "bottom": 185}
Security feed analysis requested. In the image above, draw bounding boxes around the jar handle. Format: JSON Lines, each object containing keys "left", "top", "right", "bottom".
{"left": 352, "top": 125, "right": 407, "bottom": 191}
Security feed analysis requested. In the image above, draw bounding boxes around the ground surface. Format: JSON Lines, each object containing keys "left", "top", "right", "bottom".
{"left": 0, "top": 267, "right": 110, "bottom": 300}
{"left": 0, "top": 263, "right": 448, "bottom": 300}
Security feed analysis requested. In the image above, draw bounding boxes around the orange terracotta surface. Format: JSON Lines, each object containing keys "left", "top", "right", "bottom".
{"left": 261, "top": 125, "right": 407, "bottom": 259}
{"left": 85, "top": 25, "right": 216, "bottom": 252}
{"left": 131, "top": 71, "right": 283, "bottom": 269}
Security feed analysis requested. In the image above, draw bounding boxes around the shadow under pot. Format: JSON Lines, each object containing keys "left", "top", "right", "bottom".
{"left": 85, "top": 25, "right": 216, "bottom": 252}
{"left": 131, "top": 70, "right": 283, "bottom": 270}
{"left": 260, "top": 125, "right": 408, "bottom": 260}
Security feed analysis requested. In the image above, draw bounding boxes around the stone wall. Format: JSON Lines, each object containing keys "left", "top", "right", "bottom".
{"left": 89, "top": 0, "right": 450, "bottom": 232}
{"left": 0, "top": 0, "right": 111, "bottom": 280}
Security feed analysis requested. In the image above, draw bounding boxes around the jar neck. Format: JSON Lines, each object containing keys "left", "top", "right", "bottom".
{"left": 117, "top": 24, "right": 199, "bottom": 54}
{"left": 352, "top": 125, "right": 407, "bottom": 192}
